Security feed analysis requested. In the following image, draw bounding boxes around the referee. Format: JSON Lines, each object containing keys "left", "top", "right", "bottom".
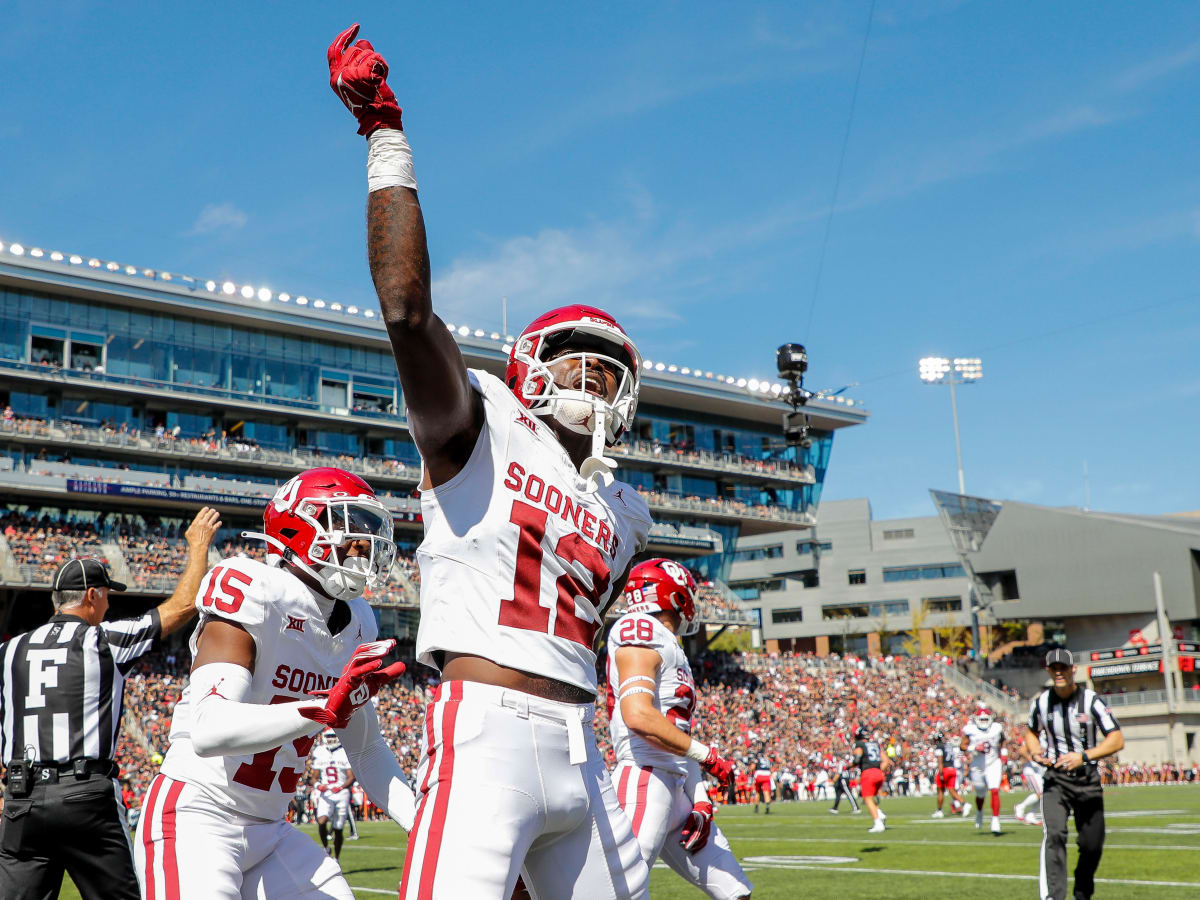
{"left": 1025, "top": 648, "right": 1124, "bottom": 900}
{"left": 0, "top": 508, "right": 219, "bottom": 900}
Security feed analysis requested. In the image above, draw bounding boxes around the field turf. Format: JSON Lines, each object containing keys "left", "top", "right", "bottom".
{"left": 62, "top": 784, "right": 1200, "bottom": 898}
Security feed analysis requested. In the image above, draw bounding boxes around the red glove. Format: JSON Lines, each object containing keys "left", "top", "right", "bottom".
{"left": 328, "top": 24, "right": 404, "bottom": 136}
{"left": 317, "top": 783, "right": 328, "bottom": 793}
{"left": 701, "top": 747, "right": 735, "bottom": 786}
{"left": 680, "top": 801, "right": 713, "bottom": 853}
{"left": 300, "top": 640, "right": 401, "bottom": 728}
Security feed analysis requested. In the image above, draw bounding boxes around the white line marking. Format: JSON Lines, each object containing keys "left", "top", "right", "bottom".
{"left": 740, "top": 859, "right": 1200, "bottom": 887}
{"left": 733, "top": 835, "right": 1200, "bottom": 852}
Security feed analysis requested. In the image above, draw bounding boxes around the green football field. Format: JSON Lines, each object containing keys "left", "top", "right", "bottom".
{"left": 63, "top": 785, "right": 1200, "bottom": 898}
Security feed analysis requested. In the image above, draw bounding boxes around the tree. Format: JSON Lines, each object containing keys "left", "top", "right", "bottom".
{"left": 901, "top": 599, "right": 931, "bottom": 657}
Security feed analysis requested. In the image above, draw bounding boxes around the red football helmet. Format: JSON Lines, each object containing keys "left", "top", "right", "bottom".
{"left": 623, "top": 557, "right": 699, "bottom": 636}
{"left": 245, "top": 467, "right": 396, "bottom": 602}
{"left": 505, "top": 304, "right": 641, "bottom": 448}
{"left": 972, "top": 705, "right": 993, "bottom": 730}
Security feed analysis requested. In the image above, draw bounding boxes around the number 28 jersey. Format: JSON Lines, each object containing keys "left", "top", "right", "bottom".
{"left": 416, "top": 370, "right": 652, "bottom": 693}
{"left": 160, "top": 556, "right": 377, "bottom": 821}
{"left": 605, "top": 612, "right": 695, "bottom": 776}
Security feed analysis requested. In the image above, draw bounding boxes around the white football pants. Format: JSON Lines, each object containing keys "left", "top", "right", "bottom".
{"left": 611, "top": 761, "right": 753, "bottom": 900}
{"left": 399, "top": 681, "right": 649, "bottom": 900}
{"left": 134, "top": 773, "right": 351, "bottom": 899}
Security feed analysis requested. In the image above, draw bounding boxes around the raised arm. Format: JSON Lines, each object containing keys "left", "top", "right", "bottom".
{"left": 328, "top": 24, "right": 482, "bottom": 487}
{"left": 157, "top": 507, "right": 221, "bottom": 636}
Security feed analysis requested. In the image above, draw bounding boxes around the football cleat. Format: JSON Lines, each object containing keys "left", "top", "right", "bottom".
{"left": 931, "top": 809, "right": 944, "bottom": 818}
{"left": 991, "top": 817, "right": 1002, "bottom": 834}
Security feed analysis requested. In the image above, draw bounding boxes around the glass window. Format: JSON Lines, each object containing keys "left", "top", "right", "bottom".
{"left": 848, "top": 569, "right": 866, "bottom": 585}
{"left": 882, "top": 528, "right": 915, "bottom": 540}
{"left": 882, "top": 563, "right": 965, "bottom": 582}
{"left": 924, "top": 596, "right": 963, "bottom": 612}
{"left": 771, "top": 607, "right": 804, "bottom": 624}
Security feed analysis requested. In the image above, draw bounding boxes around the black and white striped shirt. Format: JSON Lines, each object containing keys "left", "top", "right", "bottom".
{"left": 0, "top": 610, "right": 160, "bottom": 766}
{"left": 1027, "top": 686, "right": 1120, "bottom": 765}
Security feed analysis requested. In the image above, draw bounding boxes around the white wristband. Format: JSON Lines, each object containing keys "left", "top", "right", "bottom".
{"left": 685, "top": 739, "right": 711, "bottom": 763}
{"left": 367, "top": 128, "right": 418, "bottom": 193}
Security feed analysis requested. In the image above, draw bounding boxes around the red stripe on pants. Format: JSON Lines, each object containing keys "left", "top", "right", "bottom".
{"left": 617, "top": 765, "right": 632, "bottom": 811}
{"left": 632, "top": 767, "right": 652, "bottom": 836}
{"left": 417, "top": 681, "right": 463, "bottom": 899}
{"left": 141, "top": 774, "right": 165, "bottom": 900}
{"left": 399, "top": 692, "right": 442, "bottom": 894}
{"left": 161, "top": 779, "right": 186, "bottom": 900}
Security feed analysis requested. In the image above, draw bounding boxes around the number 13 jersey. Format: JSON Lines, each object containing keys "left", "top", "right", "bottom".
{"left": 415, "top": 369, "right": 652, "bottom": 693}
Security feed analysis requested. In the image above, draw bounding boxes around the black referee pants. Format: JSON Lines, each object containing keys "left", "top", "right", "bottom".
{"left": 0, "top": 775, "right": 139, "bottom": 900}
{"left": 831, "top": 774, "right": 859, "bottom": 811}
{"left": 1039, "top": 770, "right": 1105, "bottom": 900}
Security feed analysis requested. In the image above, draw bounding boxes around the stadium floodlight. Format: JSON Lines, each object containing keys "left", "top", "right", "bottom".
{"left": 257, "top": 288, "right": 272, "bottom": 302}
{"left": 222, "top": 281, "right": 236, "bottom": 295}
{"left": 918, "top": 355, "right": 983, "bottom": 494}
{"left": 70, "top": 255, "right": 82, "bottom": 265}
{"left": 10, "top": 244, "right": 25, "bottom": 255}
{"left": 30, "top": 248, "right": 44, "bottom": 258}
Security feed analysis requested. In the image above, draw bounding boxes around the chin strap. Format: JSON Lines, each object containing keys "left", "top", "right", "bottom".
{"left": 578, "top": 401, "right": 618, "bottom": 491}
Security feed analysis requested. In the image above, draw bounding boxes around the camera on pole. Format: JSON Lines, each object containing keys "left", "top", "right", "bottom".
{"left": 777, "top": 343, "right": 813, "bottom": 450}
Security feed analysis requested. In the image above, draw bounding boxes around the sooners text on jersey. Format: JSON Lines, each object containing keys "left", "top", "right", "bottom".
{"left": 416, "top": 370, "right": 652, "bottom": 692}
{"left": 605, "top": 611, "right": 695, "bottom": 775}
{"left": 160, "top": 557, "right": 378, "bottom": 821}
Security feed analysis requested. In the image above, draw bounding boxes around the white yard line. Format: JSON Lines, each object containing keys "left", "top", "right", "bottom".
{"left": 739, "top": 859, "right": 1200, "bottom": 888}
{"left": 734, "top": 835, "right": 1200, "bottom": 851}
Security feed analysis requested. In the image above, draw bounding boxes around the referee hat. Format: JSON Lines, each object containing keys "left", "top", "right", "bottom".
{"left": 52, "top": 557, "right": 127, "bottom": 593}
{"left": 1044, "top": 648, "right": 1074, "bottom": 668}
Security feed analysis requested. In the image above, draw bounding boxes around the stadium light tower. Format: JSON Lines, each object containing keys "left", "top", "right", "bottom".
{"left": 919, "top": 357, "right": 982, "bottom": 495}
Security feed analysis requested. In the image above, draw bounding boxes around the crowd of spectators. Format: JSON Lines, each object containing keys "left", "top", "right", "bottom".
{"left": 1, "top": 508, "right": 109, "bottom": 582}
{"left": 110, "top": 644, "right": 1194, "bottom": 819}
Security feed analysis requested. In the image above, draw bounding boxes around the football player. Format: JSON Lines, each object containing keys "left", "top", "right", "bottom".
{"left": 327, "top": 24, "right": 690, "bottom": 899}
{"left": 1013, "top": 739, "right": 1045, "bottom": 825}
{"left": 961, "top": 705, "right": 1005, "bottom": 834}
{"left": 828, "top": 751, "right": 860, "bottom": 814}
{"left": 606, "top": 559, "right": 750, "bottom": 900}
{"left": 312, "top": 730, "right": 355, "bottom": 861}
{"left": 135, "top": 468, "right": 414, "bottom": 899}
{"left": 853, "top": 726, "right": 890, "bottom": 833}
{"left": 752, "top": 748, "right": 775, "bottom": 815}
{"left": 930, "top": 731, "right": 963, "bottom": 818}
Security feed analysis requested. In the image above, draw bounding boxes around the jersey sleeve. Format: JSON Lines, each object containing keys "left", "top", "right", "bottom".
{"left": 194, "top": 557, "right": 272, "bottom": 637}
{"left": 609, "top": 613, "right": 672, "bottom": 657}
{"left": 1089, "top": 694, "right": 1120, "bottom": 735}
{"left": 1026, "top": 696, "right": 1041, "bottom": 733}
{"left": 101, "top": 608, "right": 162, "bottom": 673}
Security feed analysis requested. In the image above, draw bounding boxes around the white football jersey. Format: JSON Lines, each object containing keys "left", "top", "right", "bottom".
{"left": 416, "top": 370, "right": 652, "bottom": 692}
{"left": 962, "top": 720, "right": 1005, "bottom": 767}
{"left": 160, "top": 556, "right": 378, "bottom": 820}
{"left": 312, "top": 744, "right": 353, "bottom": 798}
{"left": 605, "top": 612, "right": 695, "bottom": 775}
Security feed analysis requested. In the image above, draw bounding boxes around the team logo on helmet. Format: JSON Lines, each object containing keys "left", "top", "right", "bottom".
{"left": 972, "top": 706, "right": 993, "bottom": 730}
{"left": 622, "top": 558, "right": 699, "bottom": 636}
{"left": 505, "top": 305, "right": 641, "bottom": 487}
{"left": 243, "top": 467, "right": 396, "bottom": 602}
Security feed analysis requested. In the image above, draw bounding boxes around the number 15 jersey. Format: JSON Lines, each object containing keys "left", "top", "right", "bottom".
{"left": 415, "top": 369, "right": 652, "bottom": 693}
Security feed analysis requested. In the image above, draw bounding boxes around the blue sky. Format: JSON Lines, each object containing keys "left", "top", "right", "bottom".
{"left": 3, "top": 2, "right": 1199, "bottom": 520}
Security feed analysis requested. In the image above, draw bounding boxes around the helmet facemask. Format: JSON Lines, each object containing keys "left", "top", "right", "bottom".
{"left": 513, "top": 324, "right": 639, "bottom": 489}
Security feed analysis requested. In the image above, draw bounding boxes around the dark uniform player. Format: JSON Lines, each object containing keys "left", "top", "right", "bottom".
{"left": 853, "top": 726, "right": 890, "bottom": 834}
{"left": 828, "top": 752, "right": 860, "bottom": 815}
{"left": 931, "top": 731, "right": 963, "bottom": 817}
{"left": 752, "top": 750, "right": 774, "bottom": 814}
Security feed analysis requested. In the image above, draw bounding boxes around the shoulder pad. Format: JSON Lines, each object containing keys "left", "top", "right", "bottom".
{"left": 610, "top": 612, "right": 670, "bottom": 650}
{"left": 195, "top": 557, "right": 273, "bottom": 629}
{"left": 349, "top": 598, "right": 379, "bottom": 642}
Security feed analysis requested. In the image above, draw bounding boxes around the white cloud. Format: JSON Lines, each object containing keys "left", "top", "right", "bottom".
{"left": 1113, "top": 38, "right": 1200, "bottom": 93}
{"left": 189, "top": 202, "right": 248, "bottom": 235}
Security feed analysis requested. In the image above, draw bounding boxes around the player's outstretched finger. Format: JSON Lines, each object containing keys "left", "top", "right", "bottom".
{"left": 328, "top": 23, "right": 361, "bottom": 64}
{"left": 348, "top": 658, "right": 384, "bottom": 679}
